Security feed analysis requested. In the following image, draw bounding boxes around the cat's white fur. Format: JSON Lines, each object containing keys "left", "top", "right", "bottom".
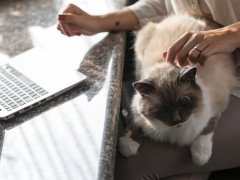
{"left": 120, "top": 15, "right": 236, "bottom": 165}
{"left": 191, "top": 132, "right": 213, "bottom": 165}
{"left": 132, "top": 82, "right": 212, "bottom": 146}
{"left": 118, "top": 130, "right": 140, "bottom": 157}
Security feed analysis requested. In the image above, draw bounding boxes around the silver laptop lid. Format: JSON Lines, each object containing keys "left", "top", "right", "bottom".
{"left": 0, "top": 48, "right": 86, "bottom": 120}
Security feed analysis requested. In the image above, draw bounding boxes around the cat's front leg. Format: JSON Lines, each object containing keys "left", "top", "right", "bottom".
{"left": 118, "top": 125, "right": 144, "bottom": 157}
{"left": 191, "top": 132, "right": 213, "bottom": 166}
{"left": 118, "top": 130, "right": 140, "bottom": 157}
{"left": 191, "top": 116, "right": 218, "bottom": 166}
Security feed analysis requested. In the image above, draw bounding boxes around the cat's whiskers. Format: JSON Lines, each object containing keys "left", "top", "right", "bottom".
{"left": 156, "top": 128, "right": 165, "bottom": 137}
{"left": 142, "top": 128, "right": 155, "bottom": 136}
{"left": 143, "top": 126, "right": 165, "bottom": 138}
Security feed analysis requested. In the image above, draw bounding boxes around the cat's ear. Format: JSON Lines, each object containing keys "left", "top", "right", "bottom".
{"left": 178, "top": 67, "right": 197, "bottom": 84}
{"left": 133, "top": 80, "right": 155, "bottom": 97}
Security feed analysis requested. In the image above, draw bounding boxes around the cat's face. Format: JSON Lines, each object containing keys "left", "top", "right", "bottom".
{"left": 134, "top": 65, "right": 202, "bottom": 127}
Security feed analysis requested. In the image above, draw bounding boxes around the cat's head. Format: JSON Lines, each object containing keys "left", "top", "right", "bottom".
{"left": 133, "top": 64, "right": 202, "bottom": 127}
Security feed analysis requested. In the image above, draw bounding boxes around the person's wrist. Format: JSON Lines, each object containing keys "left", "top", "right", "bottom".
{"left": 85, "top": 15, "right": 103, "bottom": 33}
{"left": 95, "top": 15, "right": 111, "bottom": 32}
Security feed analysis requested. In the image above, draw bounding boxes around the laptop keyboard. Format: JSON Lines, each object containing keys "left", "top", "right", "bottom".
{"left": 0, "top": 64, "right": 48, "bottom": 111}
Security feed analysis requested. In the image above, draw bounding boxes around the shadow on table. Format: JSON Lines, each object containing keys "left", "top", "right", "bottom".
{"left": 79, "top": 33, "right": 121, "bottom": 101}
{"left": 0, "top": 32, "right": 122, "bottom": 129}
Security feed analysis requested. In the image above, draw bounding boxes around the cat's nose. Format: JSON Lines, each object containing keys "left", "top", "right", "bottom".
{"left": 172, "top": 111, "right": 182, "bottom": 122}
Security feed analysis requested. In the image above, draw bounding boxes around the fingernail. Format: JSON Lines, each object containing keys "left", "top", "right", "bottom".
{"left": 163, "top": 51, "right": 167, "bottom": 59}
{"left": 58, "top": 15, "right": 65, "bottom": 20}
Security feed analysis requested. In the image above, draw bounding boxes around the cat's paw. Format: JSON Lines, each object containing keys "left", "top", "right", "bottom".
{"left": 118, "top": 134, "right": 140, "bottom": 157}
{"left": 191, "top": 135, "right": 213, "bottom": 166}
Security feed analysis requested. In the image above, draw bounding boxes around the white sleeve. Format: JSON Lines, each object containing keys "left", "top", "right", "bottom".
{"left": 126, "top": 0, "right": 168, "bottom": 27}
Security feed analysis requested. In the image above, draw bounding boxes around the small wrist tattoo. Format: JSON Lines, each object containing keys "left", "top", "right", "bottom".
{"left": 115, "top": 21, "right": 120, "bottom": 26}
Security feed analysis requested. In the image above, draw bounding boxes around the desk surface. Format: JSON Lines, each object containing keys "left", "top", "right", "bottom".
{"left": 0, "top": 0, "right": 127, "bottom": 179}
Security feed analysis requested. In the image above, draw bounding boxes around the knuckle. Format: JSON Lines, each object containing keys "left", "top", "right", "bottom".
{"left": 203, "top": 36, "right": 212, "bottom": 42}
{"left": 189, "top": 56, "right": 198, "bottom": 64}
{"left": 188, "top": 52, "right": 195, "bottom": 59}
{"left": 168, "top": 46, "right": 177, "bottom": 54}
{"left": 68, "top": 3, "right": 75, "bottom": 7}
{"left": 200, "top": 52, "right": 207, "bottom": 58}
{"left": 177, "top": 53, "right": 184, "bottom": 61}
{"left": 192, "top": 32, "right": 201, "bottom": 40}
{"left": 65, "top": 3, "right": 77, "bottom": 12}
{"left": 184, "top": 32, "right": 193, "bottom": 37}
{"left": 178, "top": 50, "right": 188, "bottom": 60}
{"left": 188, "top": 50, "right": 199, "bottom": 63}
{"left": 189, "top": 33, "right": 204, "bottom": 43}
{"left": 191, "top": 32, "right": 198, "bottom": 38}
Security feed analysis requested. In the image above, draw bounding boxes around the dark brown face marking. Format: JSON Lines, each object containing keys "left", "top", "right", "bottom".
{"left": 136, "top": 63, "right": 202, "bottom": 127}
{"left": 139, "top": 80, "right": 201, "bottom": 127}
{"left": 201, "top": 116, "right": 219, "bottom": 135}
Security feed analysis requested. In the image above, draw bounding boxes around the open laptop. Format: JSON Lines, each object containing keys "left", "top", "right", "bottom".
{"left": 0, "top": 47, "right": 86, "bottom": 120}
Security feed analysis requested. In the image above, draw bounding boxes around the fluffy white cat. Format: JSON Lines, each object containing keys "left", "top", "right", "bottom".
{"left": 118, "top": 15, "right": 237, "bottom": 166}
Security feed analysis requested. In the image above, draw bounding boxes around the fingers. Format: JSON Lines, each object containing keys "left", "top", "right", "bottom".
{"left": 58, "top": 14, "right": 83, "bottom": 27}
{"left": 188, "top": 47, "right": 201, "bottom": 64}
{"left": 165, "top": 23, "right": 239, "bottom": 67}
{"left": 57, "top": 3, "right": 88, "bottom": 37}
{"left": 66, "top": 23, "right": 93, "bottom": 36}
{"left": 58, "top": 14, "right": 83, "bottom": 36}
{"left": 57, "top": 22, "right": 81, "bottom": 36}
{"left": 62, "top": 3, "right": 85, "bottom": 15}
{"left": 57, "top": 13, "right": 73, "bottom": 36}
{"left": 188, "top": 41, "right": 208, "bottom": 64}
{"left": 57, "top": 19, "right": 94, "bottom": 36}
{"left": 57, "top": 21, "right": 69, "bottom": 36}
{"left": 177, "top": 33, "right": 204, "bottom": 66}
{"left": 166, "top": 32, "right": 192, "bottom": 64}
{"left": 166, "top": 31, "right": 212, "bottom": 66}
{"left": 198, "top": 45, "right": 215, "bottom": 65}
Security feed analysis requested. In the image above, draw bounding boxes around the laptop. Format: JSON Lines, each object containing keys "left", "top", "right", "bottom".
{"left": 0, "top": 47, "right": 86, "bottom": 120}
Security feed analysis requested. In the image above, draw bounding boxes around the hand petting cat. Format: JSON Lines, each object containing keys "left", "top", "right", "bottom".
{"left": 118, "top": 15, "right": 237, "bottom": 166}
{"left": 165, "top": 22, "right": 240, "bottom": 66}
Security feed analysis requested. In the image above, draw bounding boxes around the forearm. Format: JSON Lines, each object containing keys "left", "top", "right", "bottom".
{"left": 98, "top": 8, "right": 140, "bottom": 32}
{"left": 97, "top": 0, "right": 167, "bottom": 33}
{"left": 57, "top": 1, "right": 167, "bottom": 36}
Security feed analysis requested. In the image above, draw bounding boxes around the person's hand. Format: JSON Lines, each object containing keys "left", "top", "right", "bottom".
{"left": 57, "top": 4, "right": 103, "bottom": 36}
{"left": 166, "top": 22, "right": 240, "bottom": 66}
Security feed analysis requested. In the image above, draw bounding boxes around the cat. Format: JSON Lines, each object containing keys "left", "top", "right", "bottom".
{"left": 118, "top": 15, "right": 237, "bottom": 166}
